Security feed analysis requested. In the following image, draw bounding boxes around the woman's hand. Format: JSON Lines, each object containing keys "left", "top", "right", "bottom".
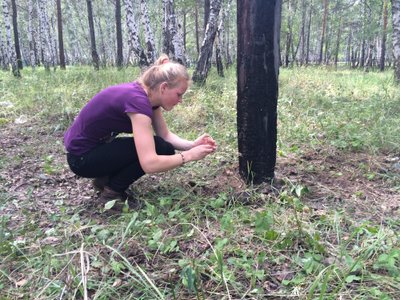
{"left": 193, "top": 133, "right": 217, "bottom": 149}
{"left": 183, "top": 143, "right": 216, "bottom": 162}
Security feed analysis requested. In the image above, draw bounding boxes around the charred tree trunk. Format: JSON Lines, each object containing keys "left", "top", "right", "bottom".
{"left": 237, "top": 0, "right": 281, "bottom": 183}
{"left": 115, "top": 0, "right": 123, "bottom": 68}
{"left": 56, "top": 0, "right": 66, "bottom": 69}
{"left": 86, "top": 0, "right": 100, "bottom": 70}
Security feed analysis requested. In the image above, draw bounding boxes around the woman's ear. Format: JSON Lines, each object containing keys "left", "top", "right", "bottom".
{"left": 160, "top": 82, "right": 168, "bottom": 94}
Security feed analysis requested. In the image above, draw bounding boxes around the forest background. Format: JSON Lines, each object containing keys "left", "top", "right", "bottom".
{"left": 0, "top": 0, "right": 399, "bottom": 75}
{"left": 0, "top": 0, "right": 400, "bottom": 299}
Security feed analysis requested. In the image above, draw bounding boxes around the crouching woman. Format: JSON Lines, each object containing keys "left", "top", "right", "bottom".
{"left": 64, "top": 56, "right": 217, "bottom": 202}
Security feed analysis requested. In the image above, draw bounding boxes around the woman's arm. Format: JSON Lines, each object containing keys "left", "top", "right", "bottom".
{"left": 151, "top": 108, "right": 217, "bottom": 150}
{"left": 151, "top": 108, "right": 193, "bottom": 150}
{"left": 129, "top": 112, "right": 216, "bottom": 174}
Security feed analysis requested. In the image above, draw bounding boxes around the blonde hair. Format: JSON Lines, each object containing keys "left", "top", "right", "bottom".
{"left": 139, "top": 55, "right": 190, "bottom": 91}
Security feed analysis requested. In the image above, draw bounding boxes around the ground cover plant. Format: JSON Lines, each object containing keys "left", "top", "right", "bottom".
{"left": 0, "top": 66, "right": 399, "bottom": 299}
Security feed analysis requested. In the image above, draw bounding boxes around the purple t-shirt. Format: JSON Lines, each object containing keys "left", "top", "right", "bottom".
{"left": 64, "top": 81, "right": 153, "bottom": 155}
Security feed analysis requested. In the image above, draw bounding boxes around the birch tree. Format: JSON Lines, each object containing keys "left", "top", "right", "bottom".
{"left": 140, "top": 0, "right": 156, "bottom": 63}
{"left": 393, "top": 0, "right": 400, "bottom": 81}
{"left": 0, "top": 24, "right": 7, "bottom": 70}
{"left": 10, "top": 0, "right": 22, "bottom": 69}
{"left": 192, "top": 0, "right": 222, "bottom": 83}
{"left": 2, "top": 0, "right": 19, "bottom": 76}
{"left": 237, "top": 0, "right": 281, "bottom": 183}
{"left": 38, "top": 0, "right": 54, "bottom": 69}
{"left": 162, "top": 0, "right": 185, "bottom": 64}
{"left": 124, "top": 0, "right": 149, "bottom": 67}
{"left": 380, "top": 0, "right": 388, "bottom": 71}
{"left": 318, "top": 0, "right": 329, "bottom": 65}
{"left": 27, "top": 0, "right": 36, "bottom": 68}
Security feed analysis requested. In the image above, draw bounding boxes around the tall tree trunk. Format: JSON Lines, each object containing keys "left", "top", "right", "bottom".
{"left": 125, "top": 0, "right": 148, "bottom": 67}
{"left": 364, "top": 43, "right": 374, "bottom": 72}
{"left": 224, "top": 0, "right": 233, "bottom": 67}
{"left": 393, "top": 0, "right": 400, "bottom": 81}
{"left": 27, "top": 0, "right": 36, "bottom": 69}
{"left": 140, "top": 0, "right": 156, "bottom": 64}
{"left": 204, "top": 0, "right": 210, "bottom": 30}
{"left": 10, "top": 0, "right": 22, "bottom": 70}
{"left": 162, "top": 0, "right": 185, "bottom": 64}
{"left": 299, "top": 0, "right": 306, "bottom": 66}
{"left": 334, "top": 18, "right": 342, "bottom": 69}
{"left": 192, "top": 0, "right": 222, "bottom": 83}
{"left": 237, "top": 0, "right": 281, "bottom": 183}
{"left": 195, "top": 1, "right": 200, "bottom": 55}
{"left": 380, "top": 0, "right": 388, "bottom": 71}
{"left": 56, "top": 0, "right": 66, "bottom": 69}
{"left": 86, "top": 0, "right": 100, "bottom": 70}
{"left": 65, "top": 1, "right": 82, "bottom": 64}
{"left": 305, "top": 2, "right": 312, "bottom": 65}
{"left": 318, "top": 0, "right": 329, "bottom": 65}
{"left": 0, "top": 25, "right": 7, "bottom": 70}
{"left": 115, "top": 0, "right": 123, "bottom": 68}
{"left": 2, "top": 0, "right": 19, "bottom": 76}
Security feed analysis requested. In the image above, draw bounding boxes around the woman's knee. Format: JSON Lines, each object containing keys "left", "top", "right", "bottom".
{"left": 154, "top": 136, "right": 175, "bottom": 155}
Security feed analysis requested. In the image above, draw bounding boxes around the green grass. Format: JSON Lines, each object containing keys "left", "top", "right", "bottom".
{"left": 0, "top": 66, "right": 399, "bottom": 299}
{"left": 279, "top": 67, "right": 400, "bottom": 154}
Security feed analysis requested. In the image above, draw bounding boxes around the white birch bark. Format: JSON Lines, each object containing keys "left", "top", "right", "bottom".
{"left": 123, "top": 0, "right": 148, "bottom": 66}
{"left": 393, "top": 0, "right": 400, "bottom": 81}
{"left": 37, "top": 0, "right": 51, "bottom": 69}
{"left": 103, "top": 0, "right": 115, "bottom": 65}
{"left": 162, "top": 0, "right": 185, "bottom": 64}
{"left": 48, "top": 3, "right": 59, "bottom": 66}
{"left": 140, "top": 0, "right": 156, "bottom": 63}
{"left": 2, "top": 0, "right": 18, "bottom": 73}
{"left": 0, "top": 25, "right": 7, "bottom": 70}
{"left": 28, "top": 0, "right": 36, "bottom": 68}
{"left": 192, "top": 0, "right": 222, "bottom": 83}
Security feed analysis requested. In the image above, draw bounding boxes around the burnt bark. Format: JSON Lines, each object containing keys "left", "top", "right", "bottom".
{"left": 56, "top": 0, "right": 66, "bottom": 69}
{"left": 86, "top": 0, "right": 100, "bottom": 70}
{"left": 115, "top": 0, "right": 123, "bottom": 68}
{"left": 237, "top": 0, "right": 281, "bottom": 183}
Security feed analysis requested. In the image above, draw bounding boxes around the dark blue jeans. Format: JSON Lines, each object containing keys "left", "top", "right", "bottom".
{"left": 67, "top": 136, "right": 175, "bottom": 192}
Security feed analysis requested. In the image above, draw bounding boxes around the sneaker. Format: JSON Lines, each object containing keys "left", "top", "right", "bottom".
{"left": 92, "top": 176, "right": 109, "bottom": 192}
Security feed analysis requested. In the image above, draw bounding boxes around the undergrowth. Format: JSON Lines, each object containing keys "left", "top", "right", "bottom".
{"left": 0, "top": 66, "right": 399, "bottom": 299}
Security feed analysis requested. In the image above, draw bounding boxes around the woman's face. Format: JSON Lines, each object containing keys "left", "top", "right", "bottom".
{"left": 160, "top": 80, "right": 188, "bottom": 111}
